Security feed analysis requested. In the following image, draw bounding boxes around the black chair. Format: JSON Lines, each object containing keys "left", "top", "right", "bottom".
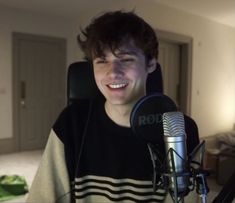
{"left": 67, "top": 61, "right": 163, "bottom": 104}
{"left": 67, "top": 61, "right": 200, "bottom": 153}
{"left": 67, "top": 61, "right": 103, "bottom": 105}
{"left": 212, "top": 170, "right": 235, "bottom": 202}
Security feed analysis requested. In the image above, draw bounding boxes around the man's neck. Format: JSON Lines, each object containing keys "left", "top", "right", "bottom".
{"left": 104, "top": 101, "right": 134, "bottom": 127}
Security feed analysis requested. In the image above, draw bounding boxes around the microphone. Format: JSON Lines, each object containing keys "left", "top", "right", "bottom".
{"left": 131, "top": 93, "right": 209, "bottom": 202}
{"left": 163, "top": 112, "right": 190, "bottom": 201}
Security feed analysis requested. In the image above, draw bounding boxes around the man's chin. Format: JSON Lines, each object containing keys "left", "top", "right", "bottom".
{"left": 105, "top": 97, "right": 127, "bottom": 105}
{"left": 106, "top": 97, "right": 136, "bottom": 107}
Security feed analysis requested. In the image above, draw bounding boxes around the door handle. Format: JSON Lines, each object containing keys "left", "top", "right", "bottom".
{"left": 20, "top": 81, "right": 26, "bottom": 108}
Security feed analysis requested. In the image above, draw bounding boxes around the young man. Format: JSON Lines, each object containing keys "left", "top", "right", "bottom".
{"left": 27, "top": 11, "right": 199, "bottom": 203}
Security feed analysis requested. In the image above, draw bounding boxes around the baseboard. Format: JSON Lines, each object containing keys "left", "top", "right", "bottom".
{"left": 0, "top": 137, "right": 17, "bottom": 154}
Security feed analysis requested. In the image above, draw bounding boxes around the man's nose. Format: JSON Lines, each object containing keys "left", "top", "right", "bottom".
{"left": 107, "top": 61, "right": 124, "bottom": 75}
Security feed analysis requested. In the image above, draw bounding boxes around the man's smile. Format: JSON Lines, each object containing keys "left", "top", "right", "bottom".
{"left": 106, "top": 83, "right": 128, "bottom": 89}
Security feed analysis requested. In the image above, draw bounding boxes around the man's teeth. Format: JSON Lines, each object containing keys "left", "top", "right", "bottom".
{"left": 108, "top": 83, "right": 127, "bottom": 89}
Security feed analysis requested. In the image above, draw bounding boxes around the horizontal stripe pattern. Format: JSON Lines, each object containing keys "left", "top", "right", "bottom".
{"left": 73, "top": 175, "right": 167, "bottom": 202}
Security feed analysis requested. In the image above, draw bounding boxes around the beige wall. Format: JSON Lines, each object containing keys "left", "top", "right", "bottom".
{"left": 77, "top": 0, "right": 235, "bottom": 138}
{"left": 0, "top": 6, "right": 78, "bottom": 139}
{"left": 133, "top": 1, "right": 235, "bottom": 138}
{"left": 1, "top": 0, "right": 235, "bottom": 141}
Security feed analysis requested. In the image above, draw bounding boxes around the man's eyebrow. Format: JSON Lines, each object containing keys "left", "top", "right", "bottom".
{"left": 93, "top": 55, "right": 106, "bottom": 60}
{"left": 116, "top": 50, "right": 138, "bottom": 56}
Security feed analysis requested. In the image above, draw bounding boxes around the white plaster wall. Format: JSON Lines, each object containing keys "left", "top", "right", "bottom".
{"left": 0, "top": 6, "right": 78, "bottom": 139}
{"left": 75, "top": 0, "right": 235, "bottom": 137}
{"left": 1, "top": 0, "right": 235, "bottom": 140}
{"left": 132, "top": 1, "right": 235, "bottom": 137}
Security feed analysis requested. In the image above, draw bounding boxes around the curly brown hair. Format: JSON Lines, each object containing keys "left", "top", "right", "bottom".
{"left": 77, "top": 10, "right": 159, "bottom": 63}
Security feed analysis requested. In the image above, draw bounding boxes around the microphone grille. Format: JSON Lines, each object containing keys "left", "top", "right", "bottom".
{"left": 163, "top": 112, "right": 185, "bottom": 137}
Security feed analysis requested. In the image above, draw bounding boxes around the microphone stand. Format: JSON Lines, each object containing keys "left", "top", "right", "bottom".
{"left": 189, "top": 141, "right": 209, "bottom": 203}
{"left": 148, "top": 141, "right": 210, "bottom": 203}
{"left": 148, "top": 144, "right": 189, "bottom": 203}
{"left": 195, "top": 171, "right": 209, "bottom": 203}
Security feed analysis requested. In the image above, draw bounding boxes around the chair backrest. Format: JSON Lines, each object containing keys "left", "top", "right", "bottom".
{"left": 66, "top": 61, "right": 200, "bottom": 153}
{"left": 67, "top": 61, "right": 163, "bottom": 104}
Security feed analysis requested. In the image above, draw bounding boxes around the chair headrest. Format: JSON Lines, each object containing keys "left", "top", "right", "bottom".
{"left": 67, "top": 61, "right": 163, "bottom": 104}
{"left": 146, "top": 62, "right": 163, "bottom": 95}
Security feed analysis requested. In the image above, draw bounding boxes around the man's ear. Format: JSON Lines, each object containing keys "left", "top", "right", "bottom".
{"left": 147, "top": 58, "right": 157, "bottom": 73}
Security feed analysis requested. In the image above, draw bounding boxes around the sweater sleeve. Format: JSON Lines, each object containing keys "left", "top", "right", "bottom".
{"left": 26, "top": 130, "right": 71, "bottom": 203}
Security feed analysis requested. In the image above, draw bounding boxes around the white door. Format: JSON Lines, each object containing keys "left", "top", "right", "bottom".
{"left": 13, "top": 33, "right": 66, "bottom": 151}
{"left": 158, "top": 40, "right": 180, "bottom": 107}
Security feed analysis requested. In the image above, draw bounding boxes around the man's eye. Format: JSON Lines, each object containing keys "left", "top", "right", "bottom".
{"left": 121, "top": 58, "right": 134, "bottom": 63}
{"left": 95, "top": 59, "right": 107, "bottom": 64}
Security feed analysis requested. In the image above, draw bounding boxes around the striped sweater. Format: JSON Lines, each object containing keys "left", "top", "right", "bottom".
{"left": 26, "top": 99, "right": 199, "bottom": 203}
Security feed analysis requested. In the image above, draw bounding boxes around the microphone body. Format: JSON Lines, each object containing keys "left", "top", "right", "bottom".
{"left": 163, "top": 112, "right": 189, "bottom": 199}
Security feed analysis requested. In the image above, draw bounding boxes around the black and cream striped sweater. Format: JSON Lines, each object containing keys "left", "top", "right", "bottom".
{"left": 27, "top": 99, "right": 199, "bottom": 203}
{"left": 53, "top": 99, "right": 167, "bottom": 202}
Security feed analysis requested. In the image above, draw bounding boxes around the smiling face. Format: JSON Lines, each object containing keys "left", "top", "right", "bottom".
{"left": 93, "top": 41, "right": 156, "bottom": 109}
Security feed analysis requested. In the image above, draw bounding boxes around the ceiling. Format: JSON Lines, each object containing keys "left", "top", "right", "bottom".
{"left": 0, "top": 0, "right": 235, "bottom": 28}
{"left": 154, "top": 0, "right": 235, "bottom": 28}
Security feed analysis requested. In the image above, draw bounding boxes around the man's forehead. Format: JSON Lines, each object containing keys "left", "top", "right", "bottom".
{"left": 114, "top": 49, "right": 138, "bottom": 56}
{"left": 116, "top": 41, "right": 141, "bottom": 53}
{"left": 100, "top": 43, "right": 143, "bottom": 57}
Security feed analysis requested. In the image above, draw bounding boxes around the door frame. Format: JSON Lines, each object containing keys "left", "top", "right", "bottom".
{"left": 157, "top": 29, "right": 193, "bottom": 115}
{"left": 11, "top": 32, "right": 66, "bottom": 153}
